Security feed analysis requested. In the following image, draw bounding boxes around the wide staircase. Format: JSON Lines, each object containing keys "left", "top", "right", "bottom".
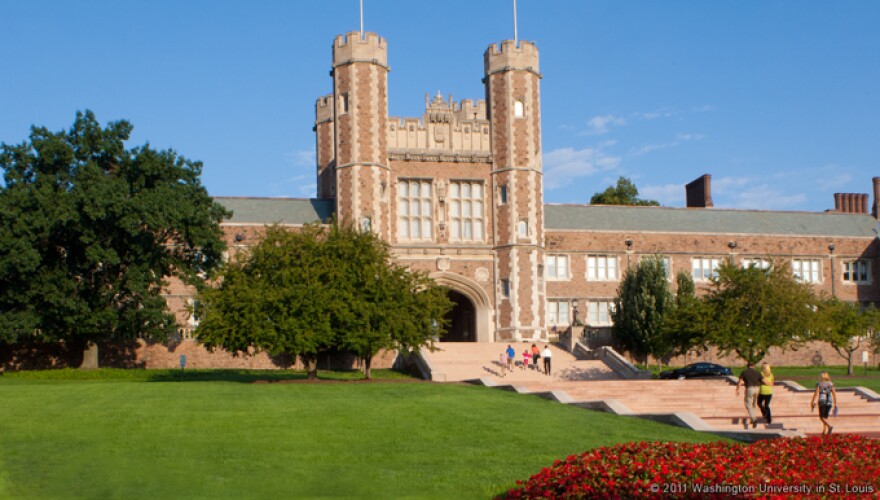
{"left": 420, "top": 342, "right": 617, "bottom": 383}
{"left": 420, "top": 343, "right": 880, "bottom": 438}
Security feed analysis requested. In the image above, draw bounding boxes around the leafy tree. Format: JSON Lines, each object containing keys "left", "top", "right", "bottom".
{"left": 815, "top": 298, "right": 880, "bottom": 375}
{"left": 196, "top": 223, "right": 451, "bottom": 379}
{"left": 0, "top": 111, "right": 229, "bottom": 362}
{"left": 662, "top": 271, "right": 710, "bottom": 360}
{"left": 590, "top": 177, "right": 660, "bottom": 206}
{"left": 703, "top": 261, "right": 818, "bottom": 364}
{"left": 612, "top": 255, "right": 673, "bottom": 369}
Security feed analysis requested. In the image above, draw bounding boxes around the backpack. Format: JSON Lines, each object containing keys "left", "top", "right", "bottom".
{"left": 818, "top": 382, "right": 833, "bottom": 405}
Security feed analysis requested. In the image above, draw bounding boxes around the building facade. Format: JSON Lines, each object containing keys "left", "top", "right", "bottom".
{"left": 172, "top": 30, "right": 880, "bottom": 354}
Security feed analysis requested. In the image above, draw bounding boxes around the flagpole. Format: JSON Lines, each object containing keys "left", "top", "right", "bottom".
{"left": 513, "top": 0, "right": 518, "bottom": 44}
{"left": 360, "top": 0, "right": 364, "bottom": 39}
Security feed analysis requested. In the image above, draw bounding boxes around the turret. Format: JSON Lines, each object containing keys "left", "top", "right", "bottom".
{"left": 485, "top": 39, "right": 545, "bottom": 341}
{"left": 331, "top": 32, "right": 390, "bottom": 237}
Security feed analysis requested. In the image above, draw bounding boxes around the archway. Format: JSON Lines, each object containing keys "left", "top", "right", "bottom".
{"left": 442, "top": 289, "right": 476, "bottom": 342}
{"left": 429, "top": 272, "right": 493, "bottom": 342}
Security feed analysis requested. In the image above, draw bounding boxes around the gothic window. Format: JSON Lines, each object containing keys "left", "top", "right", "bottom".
{"left": 691, "top": 257, "right": 721, "bottom": 281}
{"left": 792, "top": 258, "right": 821, "bottom": 284}
{"left": 843, "top": 259, "right": 870, "bottom": 284}
{"left": 742, "top": 258, "right": 771, "bottom": 270}
{"left": 448, "top": 181, "right": 484, "bottom": 242}
{"left": 547, "top": 300, "right": 570, "bottom": 326}
{"left": 501, "top": 279, "right": 511, "bottom": 299}
{"left": 397, "top": 179, "right": 433, "bottom": 241}
{"left": 588, "top": 300, "right": 614, "bottom": 326}
{"left": 587, "top": 255, "right": 618, "bottom": 281}
{"left": 546, "top": 255, "right": 570, "bottom": 280}
{"left": 518, "top": 219, "right": 529, "bottom": 238}
{"left": 499, "top": 185, "right": 508, "bottom": 205}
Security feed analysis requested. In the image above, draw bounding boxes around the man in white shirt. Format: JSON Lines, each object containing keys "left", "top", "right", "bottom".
{"left": 541, "top": 345, "right": 553, "bottom": 376}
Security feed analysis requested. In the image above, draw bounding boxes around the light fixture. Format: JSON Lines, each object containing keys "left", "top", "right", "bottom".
{"left": 728, "top": 241, "right": 737, "bottom": 249}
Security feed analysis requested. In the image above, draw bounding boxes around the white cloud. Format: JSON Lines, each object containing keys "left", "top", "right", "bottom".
{"left": 543, "top": 147, "right": 621, "bottom": 190}
{"left": 712, "top": 176, "right": 807, "bottom": 210}
{"left": 630, "top": 142, "right": 675, "bottom": 157}
{"left": 285, "top": 149, "right": 316, "bottom": 166}
{"left": 582, "top": 114, "right": 626, "bottom": 135}
{"left": 676, "top": 133, "right": 705, "bottom": 141}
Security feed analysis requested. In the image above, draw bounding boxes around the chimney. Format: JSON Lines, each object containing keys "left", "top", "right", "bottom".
{"left": 873, "top": 177, "right": 880, "bottom": 218}
{"left": 685, "top": 174, "right": 713, "bottom": 208}
{"left": 833, "top": 192, "right": 870, "bottom": 214}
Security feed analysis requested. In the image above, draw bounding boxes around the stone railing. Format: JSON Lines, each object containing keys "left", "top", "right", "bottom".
{"left": 596, "top": 346, "right": 652, "bottom": 380}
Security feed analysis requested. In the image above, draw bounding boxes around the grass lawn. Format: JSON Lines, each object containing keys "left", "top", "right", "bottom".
{"left": 0, "top": 370, "right": 725, "bottom": 498}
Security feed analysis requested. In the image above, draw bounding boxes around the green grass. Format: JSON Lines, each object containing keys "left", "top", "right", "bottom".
{"left": 0, "top": 371, "right": 725, "bottom": 499}
{"left": 0, "top": 367, "right": 412, "bottom": 383}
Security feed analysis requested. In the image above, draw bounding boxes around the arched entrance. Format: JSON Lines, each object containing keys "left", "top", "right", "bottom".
{"left": 429, "top": 272, "right": 493, "bottom": 342}
{"left": 442, "top": 289, "right": 476, "bottom": 342}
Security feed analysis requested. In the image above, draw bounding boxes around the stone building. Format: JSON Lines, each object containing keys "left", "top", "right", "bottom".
{"left": 168, "top": 30, "right": 879, "bottom": 363}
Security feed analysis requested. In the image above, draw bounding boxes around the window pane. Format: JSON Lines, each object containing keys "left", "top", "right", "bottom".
{"left": 473, "top": 201, "right": 482, "bottom": 217}
{"left": 410, "top": 219, "right": 420, "bottom": 238}
{"left": 462, "top": 183, "right": 470, "bottom": 198}
{"left": 463, "top": 201, "right": 471, "bottom": 217}
{"left": 399, "top": 219, "right": 408, "bottom": 238}
{"left": 472, "top": 183, "right": 482, "bottom": 198}
{"left": 463, "top": 220, "right": 472, "bottom": 239}
{"left": 547, "top": 257, "right": 557, "bottom": 278}
{"left": 450, "top": 201, "right": 460, "bottom": 217}
{"left": 399, "top": 200, "right": 408, "bottom": 216}
{"left": 559, "top": 257, "right": 568, "bottom": 278}
{"left": 422, "top": 200, "right": 431, "bottom": 216}
{"left": 474, "top": 221, "right": 483, "bottom": 240}
{"left": 451, "top": 220, "right": 461, "bottom": 239}
{"left": 421, "top": 182, "right": 431, "bottom": 198}
{"left": 422, "top": 219, "right": 432, "bottom": 238}
{"left": 449, "top": 183, "right": 459, "bottom": 198}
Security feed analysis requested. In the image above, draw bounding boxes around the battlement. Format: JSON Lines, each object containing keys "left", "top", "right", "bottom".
{"left": 315, "top": 94, "right": 334, "bottom": 124}
{"left": 387, "top": 94, "right": 491, "bottom": 154}
{"left": 484, "top": 39, "right": 540, "bottom": 76}
{"left": 333, "top": 31, "right": 388, "bottom": 68}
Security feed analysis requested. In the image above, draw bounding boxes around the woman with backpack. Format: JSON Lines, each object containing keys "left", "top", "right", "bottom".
{"left": 810, "top": 372, "right": 838, "bottom": 434}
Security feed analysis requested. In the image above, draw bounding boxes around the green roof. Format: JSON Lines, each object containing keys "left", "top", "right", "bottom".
{"left": 215, "top": 197, "right": 334, "bottom": 225}
{"left": 213, "top": 197, "right": 880, "bottom": 238}
{"left": 545, "top": 204, "right": 879, "bottom": 238}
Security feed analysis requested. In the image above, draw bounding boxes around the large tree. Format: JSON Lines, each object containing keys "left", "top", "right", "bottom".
{"left": 703, "top": 261, "right": 819, "bottom": 364}
{"left": 196, "top": 223, "right": 451, "bottom": 379}
{"left": 815, "top": 298, "right": 880, "bottom": 375}
{"left": 590, "top": 177, "right": 660, "bottom": 206}
{"left": 0, "top": 111, "right": 229, "bottom": 361}
{"left": 662, "top": 271, "right": 711, "bottom": 361}
{"left": 612, "top": 255, "right": 673, "bottom": 368}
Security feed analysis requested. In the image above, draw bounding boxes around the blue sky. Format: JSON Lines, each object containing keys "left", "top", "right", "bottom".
{"left": 2, "top": 1, "right": 878, "bottom": 212}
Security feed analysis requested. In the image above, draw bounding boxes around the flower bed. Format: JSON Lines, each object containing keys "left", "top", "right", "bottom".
{"left": 502, "top": 435, "right": 879, "bottom": 499}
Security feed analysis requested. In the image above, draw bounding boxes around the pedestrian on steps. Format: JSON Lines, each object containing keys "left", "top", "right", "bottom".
{"left": 531, "top": 343, "right": 540, "bottom": 371}
{"left": 541, "top": 345, "right": 553, "bottom": 376}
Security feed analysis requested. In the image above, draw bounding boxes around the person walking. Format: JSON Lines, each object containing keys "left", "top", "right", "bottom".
{"left": 541, "top": 345, "right": 553, "bottom": 376}
{"left": 757, "top": 363, "right": 774, "bottom": 424}
{"left": 810, "top": 371, "right": 838, "bottom": 434}
{"left": 505, "top": 344, "right": 516, "bottom": 373}
{"left": 521, "top": 349, "right": 531, "bottom": 371}
{"left": 735, "top": 361, "right": 762, "bottom": 428}
{"left": 531, "top": 343, "right": 540, "bottom": 371}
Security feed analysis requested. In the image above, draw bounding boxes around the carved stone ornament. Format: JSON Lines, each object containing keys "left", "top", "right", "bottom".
{"left": 436, "top": 258, "right": 451, "bottom": 271}
{"left": 475, "top": 267, "right": 489, "bottom": 282}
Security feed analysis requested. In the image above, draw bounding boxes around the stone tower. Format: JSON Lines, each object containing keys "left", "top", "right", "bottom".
{"left": 485, "top": 40, "right": 546, "bottom": 340}
{"left": 327, "top": 31, "right": 391, "bottom": 238}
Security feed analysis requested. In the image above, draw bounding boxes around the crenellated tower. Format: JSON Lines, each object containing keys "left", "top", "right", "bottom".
{"left": 485, "top": 40, "right": 546, "bottom": 341}
{"left": 314, "top": 94, "right": 335, "bottom": 199}
{"left": 329, "top": 31, "right": 390, "bottom": 237}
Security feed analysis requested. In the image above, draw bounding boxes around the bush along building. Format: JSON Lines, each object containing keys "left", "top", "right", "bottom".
{"left": 164, "top": 30, "right": 878, "bottom": 369}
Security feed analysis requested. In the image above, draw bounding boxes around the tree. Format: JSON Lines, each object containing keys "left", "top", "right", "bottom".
{"left": 590, "top": 177, "right": 660, "bottom": 206}
{"left": 703, "top": 261, "right": 819, "bottom": 364}
{"left": 612, "top": 255, "right": 673, "bottom": 369}
{"left": 662, "top": 271, "right": 710, "bottom": 361}
{"left": 815, "top": 298, "right": 880, "bottom": 375}
{"left": 196, "top": 223, "right": 451, "bottom": 379}
{"left": 0, "top": 111, "right": 229, "bottom": 363}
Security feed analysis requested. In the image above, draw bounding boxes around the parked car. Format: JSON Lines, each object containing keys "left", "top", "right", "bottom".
{"left": 659, "top": 362, "right": 732, "bottom": 380}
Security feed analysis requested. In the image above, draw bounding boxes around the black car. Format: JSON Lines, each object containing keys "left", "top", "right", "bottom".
{"left": 659, "top": 362, "right": 732, "bottom": 380}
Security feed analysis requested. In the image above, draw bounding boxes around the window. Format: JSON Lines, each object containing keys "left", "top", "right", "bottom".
{"left": 641, "top": 255, "right": 671, "bottom": 280}
{"left": 187, "top": 299, "right": 201, "bottom": 328}
{"left": 792, "top": 258, "right": 821, "bottom": 284}
{"left": 742, "top": 258, "right": 771, "bottom": 270}
{"left": 843, "top": 259, "right": 870, "bottom": 284}
{"left": 499, "top": 185, "right": 508, "bottom": 205}
{"left": 546, "top": 255, "right": 570, "bottom": 280}
{"left": 514, "top": 100, "right": 524, "bottom": 117}
{"left": 501, "top": 279, "right": 511, "bottom": 299}
{"left": 547, "top": 300, "right": 570, "bottom": 326}
{"left": 448, "top": 181, "right": 484, "bottom": 241}
{"left": 398, "top": 179, "right": 433, "bottom": 241}
{"left": 518, "top": 219, "right": 529, "bottom": 238}
{"left": 691, "top": 257, "right": 721, "bottom": 281}
{"left": 338, "top": 93, "right": 349, "bottom": 114}
{"left": 587, "top": 255, "right": 618, "bottom": 281}
{"left": 588, "top": 300, "right": 613, "bottom": 326}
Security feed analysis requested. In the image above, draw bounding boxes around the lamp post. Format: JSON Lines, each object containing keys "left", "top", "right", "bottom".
{"left": 570, "top": 298, "right": 581, "bottom": 326}
{"left": 727, "top": 240, "right": 737, "bottom": 264}
{"left": 828, "top": 243, "right": 836, "bottom": 298}
{"left": 625, "top": 239, "right": 633, "bottom": 267}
